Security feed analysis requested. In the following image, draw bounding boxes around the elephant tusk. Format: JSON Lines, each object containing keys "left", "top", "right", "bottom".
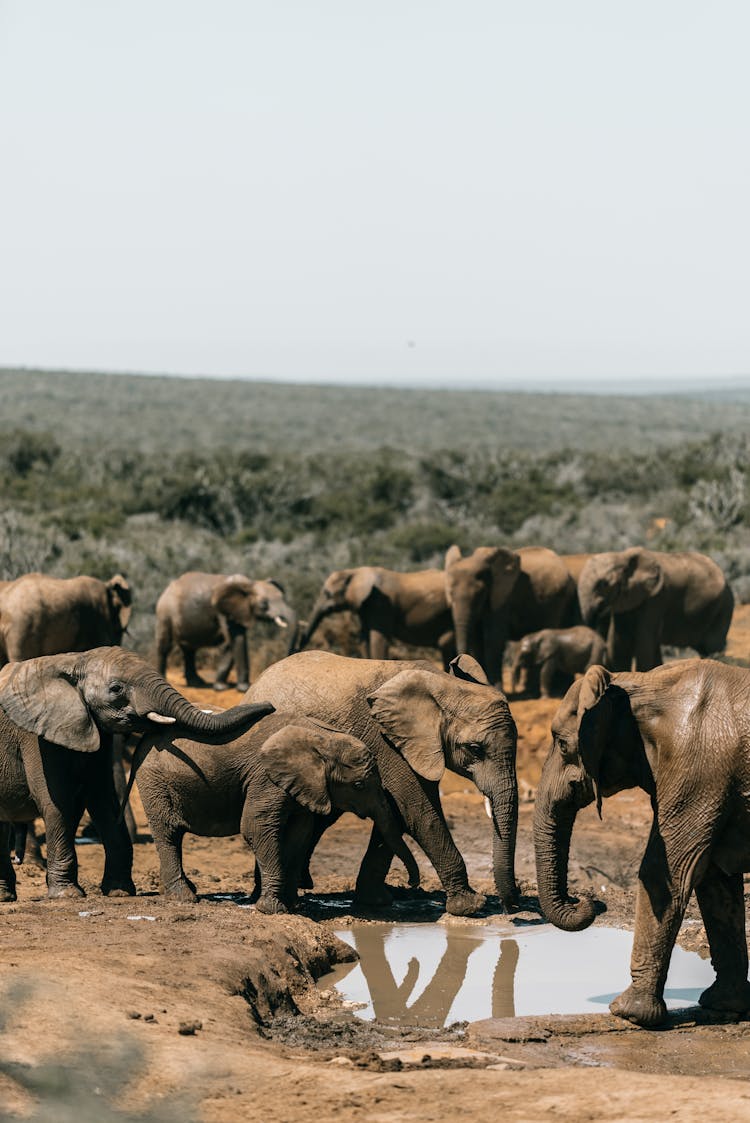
{"left": 146, "top": 712, "right": 177, "bottom": 725}
{"left": 273, "top": 616, "right": 289, "bottom": 628}
{"left": 484, "top": 796, "right": 493, "bottom": 820}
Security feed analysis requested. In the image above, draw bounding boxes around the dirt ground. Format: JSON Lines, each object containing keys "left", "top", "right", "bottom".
{"left": 2, "top": 615, "right": 750, "bottom": 1120}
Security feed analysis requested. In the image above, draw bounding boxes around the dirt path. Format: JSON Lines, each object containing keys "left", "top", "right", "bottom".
{"left": 2, "top": 622, "right": 750, "bottom": 1120}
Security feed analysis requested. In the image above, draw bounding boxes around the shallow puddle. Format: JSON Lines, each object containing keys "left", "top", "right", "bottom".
{"left": 321, "top": 921, "right": 715, "bottom": 1028}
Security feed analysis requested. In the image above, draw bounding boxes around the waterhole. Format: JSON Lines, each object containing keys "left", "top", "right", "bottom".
{"left": 320, "top": 921, "right": 714, "bottom": 1027}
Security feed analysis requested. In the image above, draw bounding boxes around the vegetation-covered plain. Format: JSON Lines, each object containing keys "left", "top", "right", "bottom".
{"left": 2, "top": 369, "right": 749, "bottom": 659}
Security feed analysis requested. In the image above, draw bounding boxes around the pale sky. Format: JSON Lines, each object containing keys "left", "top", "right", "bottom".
{"left": 1, "top": 2, "right": 748, "bottom": 387}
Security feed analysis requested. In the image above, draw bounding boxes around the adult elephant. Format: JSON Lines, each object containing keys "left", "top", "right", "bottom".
{"left": 511, "top": 625, "right": 608, "bottom": 698}
{"left": 534, "top": 660, "right": 750, "bottom": 1028}
{"left": 246, "top": 650, "right": 518, "bottom": 914}
{"left": 0, "top": 648, "right": 272, "bottom": 900}
{"left": 133, "top": 714, "right": 418, "bottom": 914}
{"left": 0, "top": 573, "right": 132, "bottom": 666}
{"left": 578, "top": 548, "right": 733, "bottom": 672}
{"left": 444, "top": 545, "right": 575, "bottom": 687}
{"left": 155, "top": 572, "right": 298, "bottom": 692}
{"left": 299, "top": 567, "right": 455, "bottom": 666}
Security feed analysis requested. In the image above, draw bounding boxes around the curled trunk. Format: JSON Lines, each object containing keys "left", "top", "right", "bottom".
{"left": 134, "top": 671, "right": 273, "bottom": 736}
{"left": 298, "top": 601, "right": 334, "bottom": 649}
{"left": 533, "top": 776, "right": 596, "bottom": 931}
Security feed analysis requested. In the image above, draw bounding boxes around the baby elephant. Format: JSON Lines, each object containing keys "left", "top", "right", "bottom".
{"left": 511, "top": 625, "right": 608, "bottom": 698}
{"left": 134, "top": 714, "right": 419, "bottom": 914}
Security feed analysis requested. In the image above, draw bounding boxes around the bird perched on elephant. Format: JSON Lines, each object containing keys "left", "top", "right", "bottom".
{"left": 578, "top": 547, "right": 733, "bottom": 671}
{"left": 444, "top": 545, "right": 576, "bottom": 687}
{"left": 511, "top": 625, "right": 608, "bottom": 698}
{"left": 155, "top": 572, "right": 298, "bottom": 692}
{"left": 0, "top": 572, "right": 132, "bottom": 666}
{"left": 0, "top": 648, "right": 272, "bottom": 901}
{"left": 534, "top": 659, "right": 750, "bottom": 1028}
{"left": 132, "top": 713, "right": 419, "bottom": 914}
{"left": 246, "top": 651, "right": 518, "bottom": 915}
{"left": 298, "top": 566, "right": 455, "bottom": 666}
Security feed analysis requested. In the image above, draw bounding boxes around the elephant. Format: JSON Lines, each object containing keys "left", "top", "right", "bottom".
{"left": 444, "top": 545, "right": 576, "bottom": 687}
{"left": 132, "top": 713, "right": 419, "bottom": 914}
{"left": 510, "top": 625, "right": 608, "bottom": 698}
{"left": 155, "top": 572, "right": 298, "bottom": 692}
{"left": 246, "top": 650, "right": 518, "bottom": 914}
{"left": 577, "top": 548, "right": 734, "bottom": 672}
{"left": 299, "top": 566, "right": 455, "bottom": 667}
{"left": 0, "top": 573, "right": 132, "bottom": 666}
{"left": 533, "top": 659, "right": 750, "bottom": 1028}
{"left": 0, "top": 647, "right": 272, "bottom": 900}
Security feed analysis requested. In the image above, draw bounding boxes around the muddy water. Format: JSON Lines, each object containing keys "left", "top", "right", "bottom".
{"left": 321, "top": 921, "right": 715, "bottom": 1028}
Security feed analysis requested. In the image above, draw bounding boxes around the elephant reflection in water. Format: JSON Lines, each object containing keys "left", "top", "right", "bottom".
{"left": 350, "top": 927, "right": 520, "bottom": 1027}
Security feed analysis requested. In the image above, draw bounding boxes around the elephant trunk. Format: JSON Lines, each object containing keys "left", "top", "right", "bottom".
{"left": 451, "top": 604, "right": 477, "bottom": 660}
{"left": 298, "top": 600, "right": 334, "bottom": 649}
{"left": 276, "top": 607, "right": 299, "bottom": 656}
{"left": 533, "top": 768, "right": 596, "bottom": 932}
{"left": 477, "top": 765, "right": 518, "bottom": 907}
{"left": 133, "top": 671, "right": 273, "bottom": 737}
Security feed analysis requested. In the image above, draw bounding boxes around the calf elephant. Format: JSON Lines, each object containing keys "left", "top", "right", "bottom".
{"left": 534, "top": 659, "right": 750, "bottom": 1028}
{"left": 0, "top": 648, "right": 272, "bottom": 900}
{"left": 155, "top": 572, "right": 298, "bottom": 692}
{"left": 247, "top": 650, "right": 518, "bottom": 914}
{"left": 134, "top": 714, "right": 418, "bottom": 914}
{"left": 0, "top": 573, "right": 132, "bottom": 666}
{"left": 444, "top": 545, "right": 576, "bottom": 687}
{"left": 511, "top": 625, "right": 608, "bottom": 698}
{"left": 299, "top": 566, "right": 455, "bottom": 666}
{"left": 578, "top": 548, "right": 733, "bottom": 671}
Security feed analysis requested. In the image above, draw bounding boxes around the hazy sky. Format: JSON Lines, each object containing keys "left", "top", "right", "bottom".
{"left": 1, "top": 2, "right": 748, "bottom": 387}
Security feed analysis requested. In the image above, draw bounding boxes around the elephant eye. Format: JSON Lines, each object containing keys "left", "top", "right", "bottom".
{"left": 352, "top": 780, "right": 365, "bottom": 790}
{"left": 108, "top": 681, "right": 124, "bottom": 697}
{"left": 464, "top": 741, "right": 483, "bottom": 755}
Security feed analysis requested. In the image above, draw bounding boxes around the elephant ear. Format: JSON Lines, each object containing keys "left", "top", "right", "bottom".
{"left": 367, "top": 670, "right": 445, "bottom": 781}
{"left": 444, "top": 544, "right": 463, "bottom": 570}
{"left": 0, "top": 656, "right": 100, "bottom": 752}
{"left": 483, "top": 548, "right": 521, "bottom": 610}
{"left": 345, "top": 568, "right": 379, "bottom": 608}
{"left": 211, "top": 575, "right": 255, "bottom": 624}
{"left": 449, "top": 654, "right": 491, "bottom": 686}
{"left": 259, "top": 725, "right": 332, "bottom": 815}
{"left": 107, "top": 574, "right": 132, "bottom": 631}
{"left": 576, "top": 664, "right": 612, "bottom": 814}
{"left": 621, "top": 549, "right": 664, "bottom": 604}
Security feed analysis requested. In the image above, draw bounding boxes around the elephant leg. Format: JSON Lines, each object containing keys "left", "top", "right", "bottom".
{"left": 242, "top": 800, "right": 289, "bottom": 914}
{"left": 229, "top": 626, "right": 250, "bottom": 692}
{"left": 84, "top": 747, "right": 135, "bottom": 897}
{"left": 182, "top": 646, "right": 205, "bottom": 688}
{"left": 695, "top": 866, "right": 750, "bottom": 1014}
{"left": 212, "top": 641, "right": 234, "bottom": 690}
{"left": 539, "top": 659, "right": 556, "bottom": 699}
{"left": 0, "top": 823, "right": 17, "bottom": 902}
{"left": 610, "top": 819, "right": 705, "bottom": 1027}
{"left": 281, "top": 812, "right": 316, "bottom": 908}
{"left": 151, "top": 819, "right": 196, "bottom": 901}
{"left": 40, "top": 796, "right": 85, "bottom": 898}
{"left": 155, "top": 617, "right": 171, "bottom": 678}
{"left": 481, "top": 620, "right": 506, "bottom": 690}
{"left": 112, "top": 736, "right": 137, "bottom": 843}
{"left": 367, "top": 629, "right": 389, "bottom": 661}
{"left": 355, "top": 825, "right": 396, "bottom": 907}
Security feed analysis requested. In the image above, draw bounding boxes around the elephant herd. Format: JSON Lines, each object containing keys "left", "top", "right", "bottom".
{"left": 0, "top": 544, "right": 745, "bottom": 1031}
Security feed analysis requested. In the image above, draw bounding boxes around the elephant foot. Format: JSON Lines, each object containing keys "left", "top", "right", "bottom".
{"left": 354, "top": 883, "right": 393, "bottom": 909}
{"left": 164, "top": 880, "right": 198, "bottom": 903}
{"left": 255, "top": 893, "right": 288, "bottom": 915}
{"left": 699, "top": 978, "right": 750, "bottom": 1015}
{"left": 47, "top": 883, "right": 86, "bottom": 900}
{"left": 185, "top": 675, "right": 208, "bottom": 689}
{"left": 298, "top": 868, "right": 314, "bottom": 891}
{"left": 235, "top": 681, "right": 249, "bottom": 694}
{"left": 0, "top": 886, "right": 17, "bottom": 903}
{"left": 102, "top": 879, "right": 136, "bottom": 897}
{"left": 609, "top": 985, "right": 667, "bottom": 1027}
{"left": 496, "top": 884, "right": 520, "bottom": 912}
{"left": 446, "top": 888, "right": 486, "bottom": 916}
{"left": 212, "top": 681, "right": 231, "bottom": 693}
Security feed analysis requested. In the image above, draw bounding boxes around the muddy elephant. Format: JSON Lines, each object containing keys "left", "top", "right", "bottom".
{"left": 0, "top": 647, "right": 272, "bottom": 900}
{"left": 299, "top": 566, "right": 455, "bottom": 666}
{"left": 247, "top": 651, "right": 518, "bottom": 914}
{"left": 511, "top": 625, "right": 608, "bottom": 698}
{"left": 133, "top": 713, "right": 418, "bottom": 914}
{"left": 578, "top": 548, "right": 733, "bottom": 671}
{"left": 155, "top": 572, "right": 298, "bottom": 692}
{"left": 444, "top": 545, "right": 576, "bottom": 687}
{"left": 0, "top": 573, "right": 132, "bottom": 666}
{"left": 534, "top": 660, "right": 750, "bottom": 1028}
